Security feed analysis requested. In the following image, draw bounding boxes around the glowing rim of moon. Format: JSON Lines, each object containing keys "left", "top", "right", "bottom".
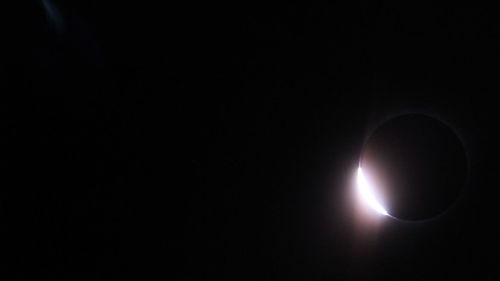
{"left": 356, "top": 167, "right": 389, "bottom": 216}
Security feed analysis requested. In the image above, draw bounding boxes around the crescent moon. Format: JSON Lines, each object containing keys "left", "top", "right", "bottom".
{"left": 356, "top": 167, "right": 389, "bottom": 216}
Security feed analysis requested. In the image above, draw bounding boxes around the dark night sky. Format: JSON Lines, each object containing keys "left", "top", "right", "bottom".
{"left": 0, "top": 2, "right": 499, "bottom": 280}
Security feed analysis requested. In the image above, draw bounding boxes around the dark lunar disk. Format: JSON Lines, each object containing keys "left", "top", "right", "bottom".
{"left": 361, "top": 114, "right": 467, "bottom": 221}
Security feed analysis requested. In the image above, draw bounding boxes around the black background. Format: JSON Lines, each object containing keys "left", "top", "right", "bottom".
{"left": 1, "top": 2, "right": 499, "bottom": 280}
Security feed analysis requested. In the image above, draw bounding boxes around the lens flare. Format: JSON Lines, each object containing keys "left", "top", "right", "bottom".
{"left": 41, "top": 0, "right": 64, "bottom": 31}
{"left": 356, "top": 167, "right": 389, "bottom": 216}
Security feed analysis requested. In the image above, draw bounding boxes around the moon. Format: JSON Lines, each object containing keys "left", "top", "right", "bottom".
{"left": 356, "top": 167, "right": 389, "bottom": 216}
{"left": 360, "top": 114, "right": 467, "bottom": 221}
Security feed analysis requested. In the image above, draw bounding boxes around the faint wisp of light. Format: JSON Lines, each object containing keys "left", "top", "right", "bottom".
{"left": 356, "top": 167, "right": 389, "bottom": 216}
{"left": 41, "top": 0, "right": 64, "bottom": 32}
